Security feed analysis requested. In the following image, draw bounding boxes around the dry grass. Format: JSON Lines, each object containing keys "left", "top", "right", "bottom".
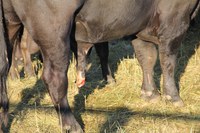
{"left": 5, "top": 21, "right": 200, "bottom": 133}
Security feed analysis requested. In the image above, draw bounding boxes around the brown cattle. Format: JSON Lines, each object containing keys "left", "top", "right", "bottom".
{"left": 9, "top": 28, "right": 40, "bottom": 79}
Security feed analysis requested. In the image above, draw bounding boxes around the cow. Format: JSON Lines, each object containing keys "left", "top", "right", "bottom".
{"left": 74, "top": 0, "right": 200, "bottom": 108}
{"left": 0, "top": 0, "right": 199, "bottom": 133}
{"left": 9, "top": 28, "right": 40, "bottom": 80}
{"left": 0, "top": 0, "right": 84, "bottom": 132}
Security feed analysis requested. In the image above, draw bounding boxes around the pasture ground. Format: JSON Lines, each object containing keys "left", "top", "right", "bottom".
{"left": 5, "top": 20, "right": 200, "bottom": 133}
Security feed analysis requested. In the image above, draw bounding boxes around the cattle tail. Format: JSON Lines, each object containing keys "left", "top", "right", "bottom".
{"left": 0, "top": 0, "right": 9, "bottom": 130}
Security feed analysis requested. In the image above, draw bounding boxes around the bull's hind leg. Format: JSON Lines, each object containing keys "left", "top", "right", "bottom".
{"left": 159, "top": 38, "right": 185, "bottom": 107}
{"left": 94, "top": 43, "right": 115, "bottom": 84}
{"left": 9, "top": 40, "right": 20, "bottom": 79}
{"left": 40, "top": 38, "right": 83, "bottom": 132}
{"left": 38, "top": 25, "right": 83, "bottom": 133}
{"left": 132, "top": 39, "right": 160, "bottom": 102}
{"left": 76, "top": 42, "right": 93, "bottom": 87}
{"left": 158, "top": 26, "right": 189, "bottom": 107}
{"left": 20, "top": 29, "right": 36, "bottom": 78}
{"left": 21, "top": 4, "right": 84, "bottom": 133}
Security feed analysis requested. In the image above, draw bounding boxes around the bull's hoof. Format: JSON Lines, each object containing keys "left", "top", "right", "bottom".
{"left": 64, "top": 123, "right": 83, "bottom": 133}
{"left": 0, "top": 112, "right": 8, "bottom": 128}
{"left": 163, "top": 95, "right": 184, "bottom": 107}
{"left": 141, "top": 90, "right": 160, "bottom": 103}
{"left": 106, "top": 77, "right": 115, "bottom": 85}
{"left": 62, "top": 115, "right": 84, "bottom": 133}
{"left": 76, "top": 78, "right": 86, "bottom": 88}
{"left": 173, "top": 100, "right": 184, "bottom": 107}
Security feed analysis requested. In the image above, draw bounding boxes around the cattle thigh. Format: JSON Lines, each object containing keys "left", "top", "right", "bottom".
{"left": 1, "top": 0, "right": 84, "bottom": 132}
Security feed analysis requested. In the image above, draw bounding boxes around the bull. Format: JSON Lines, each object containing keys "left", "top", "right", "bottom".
{"left": 75, "top": 0, "right": 200, "bottom": 108}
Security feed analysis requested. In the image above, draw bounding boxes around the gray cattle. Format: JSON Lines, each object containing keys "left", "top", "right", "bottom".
{"left": 75, "top": 0, "right": 199, "bottom": 107}
{"left": 0, "top": 0, "right": 199, "bottom": 132}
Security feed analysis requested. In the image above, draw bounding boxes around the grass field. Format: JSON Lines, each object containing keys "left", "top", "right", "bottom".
{"left": 5, "top": 20, "right": 200, "bottom": 132}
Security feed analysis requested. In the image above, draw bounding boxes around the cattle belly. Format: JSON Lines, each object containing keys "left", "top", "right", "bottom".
{"left": 75, "top": 0, "right": 155, "bottom": 43}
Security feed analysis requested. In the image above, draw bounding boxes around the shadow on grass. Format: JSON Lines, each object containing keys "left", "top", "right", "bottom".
{"left": 99, "top": 107, "right": 133, "bottom": 133}
{"left": 98, "top": 108, "right": 200, "bottom": 132}
{"left": 95, "top": 107, "right": 200, "bottom": 132}
{"left": 175, "top": 21, "right": 200, "bottom": 91}
{"left": 73, "top": 106, "right": 200, "bottom": 132}
{"left": 5, "top": 79, "right": 47, "bottom": 133}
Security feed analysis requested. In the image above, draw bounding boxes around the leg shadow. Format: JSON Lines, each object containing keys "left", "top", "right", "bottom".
{"left": 5, "top": 79, "right": 47, "bottom": 133}
{"left": 175, "top": 17, "right": 200, "bottom": 91}
{"left": 100, "top": 107, "right": 133, "bottom": 133}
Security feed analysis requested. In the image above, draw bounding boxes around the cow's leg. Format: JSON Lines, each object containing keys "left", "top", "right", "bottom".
{"left": 39, "top": 38, "right": 82, "bottom": 132}
{"left": 132, "top": 39, "right": 160, "bottom": 102}
{"left": 41, "top": 43, "right": 82, "bottom": 132}
{"left": 159, "top": 27, "right": 190, "bottom": 107}
{"left": 16, "top": 5, "right": 84, "bottom": 133}
{"left": 36, "top": 24, "right": 83, "bottom": 133}
{"left": 9, "top": 40, "right": 20, "bottom": 79}
{"left": 21, "top": 45, "right": 35, "bottom": 78}
{"left": 38, "top": 33, "right": 83, "bottom": 132}
{"left": 94, "top": 43, "right": 115, "bottom": 84}
{"left": 76, "top": 42, "right": 93, "bottom": 87}
{"left": 27, "top": 12, "right": 83, "bottom": 133}
{"left": 155, "top": 0, "right": 193, "bottom": 107}
{"left": 159, "top": 38, "right": 185, "bottom": 107}
{"left": 20, "top": 29, "right": 35, "bottom": 78}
